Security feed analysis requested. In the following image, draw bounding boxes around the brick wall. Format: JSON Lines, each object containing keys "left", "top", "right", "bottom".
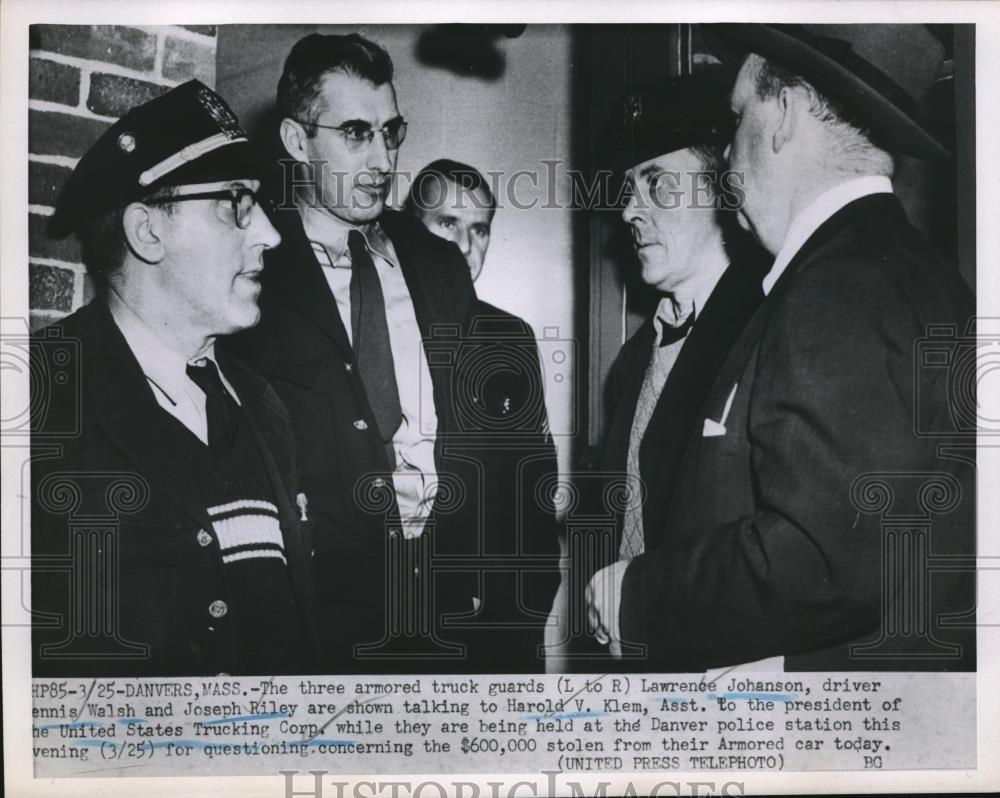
{"left": 28, "top": 25, "right": 218, "bottom": 332}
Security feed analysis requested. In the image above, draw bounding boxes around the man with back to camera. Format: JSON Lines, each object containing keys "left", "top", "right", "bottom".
{"left": 226, "top": 33, "right": 511, "bottom": 672}
{"left": 576, "top": 75, "right": 768, "bottom": 666}
{"left": 33, "top": 80, "right": 316, "bottom": 677}
{"left": 404, "top": 159, "right": 562, "bottom": 671}
{"left": 588, "top": 24, "right": 976, "bottom": 671}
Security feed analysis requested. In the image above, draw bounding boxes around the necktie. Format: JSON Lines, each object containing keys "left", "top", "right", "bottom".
{"left": 618, "top": 314, "right": 694, "bottom": 560}
{"left": 348, "top": 230, "right": 403, "bottom": 453}
{"left": 186, "top": 359, "right": 238, "bottom": 454}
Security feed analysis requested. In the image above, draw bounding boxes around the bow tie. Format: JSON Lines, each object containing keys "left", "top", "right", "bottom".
{"left": 658, "top": 311, "right": 694, "bottom": 347}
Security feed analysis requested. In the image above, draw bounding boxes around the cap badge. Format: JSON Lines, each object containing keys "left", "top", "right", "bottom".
{"left": 625, "top": 94, "right": 644, "bottom": 124}
{"left": 117, "top": 132, "right": 137, "bottom": 153}
{"left": 196, "top": 87, "right": 245, "bottom": 140}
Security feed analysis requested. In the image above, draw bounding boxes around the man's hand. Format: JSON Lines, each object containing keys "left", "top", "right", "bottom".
{"left": 585, "top": 559, "right": 631, "bottom": 658}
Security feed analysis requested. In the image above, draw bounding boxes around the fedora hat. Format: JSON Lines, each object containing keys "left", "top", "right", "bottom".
{"left": 613, "top": 74, "right": 735, "bottom": 170}
{"left": 705, "top": 24, "right": 948, "bottom": 160}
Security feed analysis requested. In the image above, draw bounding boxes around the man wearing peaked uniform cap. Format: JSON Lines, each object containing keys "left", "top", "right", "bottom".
{"left": 580, "top": 75, "right": 769, "bottom": 665}
{"left": 33, "top": 79, "right": 318, "bottom": 677}
{"left": 590, "top": 25, "right": 976, "bottom": 672}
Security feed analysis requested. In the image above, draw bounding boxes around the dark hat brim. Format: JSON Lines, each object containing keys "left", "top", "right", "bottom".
{"left": 705, "top": 23, "right": 949, "bottom": 161}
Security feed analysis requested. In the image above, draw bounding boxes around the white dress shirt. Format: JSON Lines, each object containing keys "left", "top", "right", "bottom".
{"left": 301, "top": 206, "right": 439, "bottom": 538}
{"left": 108, "top": 291, "right": 240, "bottom": 446}
{"left": 763, "top": 175, "right": 894, "bottom": 295}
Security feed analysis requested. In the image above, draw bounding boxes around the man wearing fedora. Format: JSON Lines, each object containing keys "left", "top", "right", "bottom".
{"left": 580, "top": 76, "right": 767, "bottom": 665}
{"left": 589, "top": 25, "right": 976, "bottom": 671}
{"left": 32, "top": 81, "right": 316, "bottom": 677}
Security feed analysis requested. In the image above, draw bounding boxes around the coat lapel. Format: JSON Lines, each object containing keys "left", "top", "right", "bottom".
{"left": 267, "top": 207, "right": 354, "bottom": 357}
{"left": 378, "top": 212, "right": 456, "bottom": 435}
{"left": 84, "top": 303, "right": 213, "bottom": 533}
{"left": 638, "top": 262, "right": 764, "bottom": 546}
{"left": 709, "top": 194, "right": 899, "bottom": 399}
{"left": 380, "top": 212, "right": 441, "bottom": 341}
{"left": 220, "top": 354, "right": 299, "bottom": 529}
{"left": 87, "top": 302, "right": 300, "bottom": 533}
{"left": 645, "top": 262, "right": 763, "bottom": 442}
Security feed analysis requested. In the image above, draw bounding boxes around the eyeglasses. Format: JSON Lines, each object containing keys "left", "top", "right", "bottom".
{"left": 294, "top": 117, "right": 408, "bottom": 152}
{"left": 144, "top": 187, "right": 274, "bottom": 230}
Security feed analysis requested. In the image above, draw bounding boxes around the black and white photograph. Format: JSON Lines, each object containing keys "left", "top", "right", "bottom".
{"left": 2, "top": 1, "right": 998, "bottom": 795}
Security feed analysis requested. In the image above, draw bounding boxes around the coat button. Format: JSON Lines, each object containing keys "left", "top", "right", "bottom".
{"left": 373, "top": 477, "right": 386, "bottom": 489}
{"left": 353, "top": 419, "right": 368, "bottom": 430}
{"left": 388, "top": 528, "right": 399, "bottom": 539}
{"left": 208, "top": 600, "right": 228, "bottom": 619}
{"left": 344, "top": 362, "right": 353, "bottom": 373}
{"left": 196, "top": 529, "right": 213, "bottom": 547}
{"left": 413, "top": 566, "right": 421, "bottom": 577}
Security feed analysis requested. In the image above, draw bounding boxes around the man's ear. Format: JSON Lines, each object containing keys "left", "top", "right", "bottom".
{"left": 279, "top": 117, "right": 310, "bottom": 163}
{"left": 122, "top": 202, "right": 166, "bottom": 264}
{"left": 772, "top": 85, "right": 806, "bottom": 154}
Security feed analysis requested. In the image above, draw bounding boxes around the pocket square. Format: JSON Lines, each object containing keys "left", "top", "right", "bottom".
{"left": 702, "top": 383, "right": 738, "bottom": 437}
{"left": 703, "top": 418, "right": 727, "bottom": 437}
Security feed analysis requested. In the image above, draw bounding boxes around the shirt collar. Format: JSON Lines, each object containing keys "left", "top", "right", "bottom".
{"left": 107, "top": 291, "right": 241, "bottom": 405}
{"left": 763, "top": 175, "right": 893, "bottom": 296}
{"left": 652, "top": 257, "right": 728, "bottom": 344}
{"left": 654, "top": 297, "right": 691, "bottom": 338}
{"left": 300, "top": 204, "right": 396, "bottom": 268}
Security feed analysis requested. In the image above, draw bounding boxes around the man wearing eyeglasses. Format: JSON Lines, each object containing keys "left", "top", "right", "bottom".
{"left": 227, "top": 33, "right": 482, "bottom": 673}
{"left": 33, "top": 81, "right": 317, "bottom": 677}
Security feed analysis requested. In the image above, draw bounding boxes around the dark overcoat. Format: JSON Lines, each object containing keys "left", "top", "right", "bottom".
{"left": 31, "top": 300, "right": 316, "bottom": 677}
{"left": 620, "top": 195, "right": 976, "bottom": 672}
{"left": 227, "top": 208, "right": 557, "bottom": 672}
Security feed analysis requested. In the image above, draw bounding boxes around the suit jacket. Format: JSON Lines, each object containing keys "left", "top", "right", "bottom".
{"left": 602, "top": 262, "right": 765, "bottom": 552}
{"left": 31, "top": 300, "right": 316, "bottom": 677}
{"left": 225, "top": 208, "right": 496, "bottom": 673}
{"left": 620, "top": 194, "right": 976, "bottom": 672}
{"left": 453, "top": 300, "right": 562, "bottom": 672}
{"left": 568, "top": 259, "right": 764, "bottom": 670}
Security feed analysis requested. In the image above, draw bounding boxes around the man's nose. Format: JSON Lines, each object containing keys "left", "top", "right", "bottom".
{"left": 457, "top": 230, "right": 471, "bottom": 255}
{"left": 249, "top": 205, "right": 281, "bottom": 249}
{"left": 621, "top": 193, "right": 640, "bottom": 224}
{"left": 366, "top": 131, "right": 392, "bottom": 173}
